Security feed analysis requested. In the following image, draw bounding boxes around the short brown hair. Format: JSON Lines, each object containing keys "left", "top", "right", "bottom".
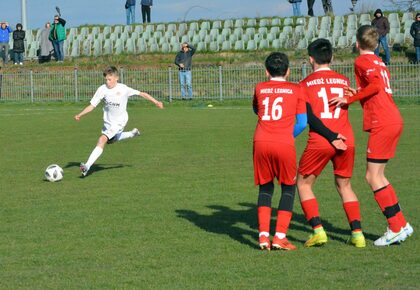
{"left": 103, "top": 66, "right": 119, "bottom": 77}
{"left": 356, "top": 25, "right": 379, "bottom": 51}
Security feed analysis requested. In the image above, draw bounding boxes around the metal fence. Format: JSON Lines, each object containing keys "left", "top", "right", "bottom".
{"left": 0, "top": 63, "right": 419, "bottom": 102}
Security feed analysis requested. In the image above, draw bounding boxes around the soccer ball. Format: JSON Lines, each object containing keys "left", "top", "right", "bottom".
{"left": 45, "top": 164, "right": 64, "bottom": 182}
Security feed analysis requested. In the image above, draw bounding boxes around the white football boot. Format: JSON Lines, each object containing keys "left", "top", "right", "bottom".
{"left": 131, "top": 128, "right": 141, "bottom": 137}
{"left": 374, "top": 227, "right": 408, "bottom": 246}
{"left": 403, "top": 223, "right": 414, "bottom": 237}
{"left": 80, "top": 162, "right": 89, "bottom": 177}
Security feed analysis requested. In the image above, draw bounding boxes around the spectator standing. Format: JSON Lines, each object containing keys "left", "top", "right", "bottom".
{"left": 410, "top": 13, "right": 420, "bottom": 64}
{"left": 12, "top": 23, "right": 25, "bottom": 65}
{"left": 372, "top": 9, "right": 390, "bottom": 65}
{"left": 141, "top": 0, "right": 153, "bottom": 23}
{"left": 308, "top": 0, "right": 333, "bottom": 16}
{"left": 49, "top": 15, "right": 66, "bottom": 62}
{"left": 322, "top": 0, "right": 333, "bottom": 15}
{"left": 0, "top": 21, "right": 13, "bottom": 65}
{"left": 307, "top": 0, "right": 333, "bottom": 16}
{"left": 289, "top": 0, "right": 302, "bottom": 17}
{"left": 174, "top": 42, "right": 195, "bottom": 100}
{"left": 39, "top": 22, "right": 54, "bottom": 64}
{"left": 125, "top": 0, "right": 136, "bottom": 25}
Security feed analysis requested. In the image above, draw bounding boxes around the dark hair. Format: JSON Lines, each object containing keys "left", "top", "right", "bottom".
{"left": 16, "top": 23, "right": 23, "bottom": 29}
{"left": 265, "top": 52, "right": 289, "bottom": 77}
{"left": 356, "top": 25, "right": 379, "bottom": 51}
{"left": 103, "top": 66, "right": 119, "bottom": 77}
{"left": 308, "top": 38, "right": 333, "bottom": 65}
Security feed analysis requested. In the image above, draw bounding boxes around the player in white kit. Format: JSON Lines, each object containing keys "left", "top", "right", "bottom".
{"left": 74, "top": 66, "right": 164, "bottom": 177}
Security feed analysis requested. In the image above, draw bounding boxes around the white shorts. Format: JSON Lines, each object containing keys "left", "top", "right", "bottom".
{"left": 101, "top": 122, "right": 125, "bottom": 141}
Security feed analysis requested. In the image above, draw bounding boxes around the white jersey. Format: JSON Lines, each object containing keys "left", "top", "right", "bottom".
{"left": 90, "top": 83, "right": 140, "bottom": 127}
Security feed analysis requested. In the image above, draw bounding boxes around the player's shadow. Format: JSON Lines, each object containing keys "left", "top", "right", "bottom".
{"left": 64, "top": 162, "right": 128, "bottom": 176}
{"left": 176, "top": 202, "right": 378, "bottom": 248}
{"left": 176, "top": 203, "right": 259, "bottom": 249}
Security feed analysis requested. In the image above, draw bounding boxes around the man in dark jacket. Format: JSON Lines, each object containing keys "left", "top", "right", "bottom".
{"left": 372, "top": 9, "right": 390, "bottom": 65}
{"left": 141, "top": 0, "right": 153, "bottom": 23}
{"left": 410, "top": 13, "right": 420, "bottom": 63}
{"left": 174, "top": 42, "right": 196, "bottom": 100}
{"left": 12, "top": 23, "right": 25, "bottom": 65}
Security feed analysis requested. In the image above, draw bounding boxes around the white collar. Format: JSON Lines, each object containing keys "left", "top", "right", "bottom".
{"left": 361, "top": 51, "right": 375, "bottom": 55}
{"left": 270, "top": 77, "right": 286, "bottom": 82}
{"left": 314, "top": 67, "right": 331, "bottom": 72}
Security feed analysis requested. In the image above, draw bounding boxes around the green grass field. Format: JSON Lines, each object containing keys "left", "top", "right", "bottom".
{"left": 0, "top": 101, "right": 419, "bottom": 289}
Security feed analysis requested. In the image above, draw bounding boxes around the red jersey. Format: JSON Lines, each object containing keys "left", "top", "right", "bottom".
{"left": 354, "top": 53, "right": 403, "bottom": 131}
{"left": 253, "top": 78, "right": 306, "bottom": 146}
{"left": 300, "top": 68, "right": 354, "bottom": 147}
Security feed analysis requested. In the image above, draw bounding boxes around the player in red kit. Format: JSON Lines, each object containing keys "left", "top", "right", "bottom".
{"left": 297, "top": 39, "right": 366, "bottom": 248}
{"left": 330, "top": 25, "right": 413, "bottom": 246}
{"left": 253, "top": 52, "right": 307, "bottom": 251}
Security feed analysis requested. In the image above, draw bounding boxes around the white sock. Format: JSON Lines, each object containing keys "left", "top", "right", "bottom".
{"left": 85, "top": 146, "right": 103, "bottom": 169}
{"left": 275, "top": 232, "right": 286, "bottom": 239}
{"left": 115, "top": 131, "right": 134, "bottom": 141}
{"left": 259, "top": 231, "right": 270, "bottom": 237}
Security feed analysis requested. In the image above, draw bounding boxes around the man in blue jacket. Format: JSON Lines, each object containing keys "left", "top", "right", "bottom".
{"left": 0, "top": 21, "right": 13, "bottom": 65}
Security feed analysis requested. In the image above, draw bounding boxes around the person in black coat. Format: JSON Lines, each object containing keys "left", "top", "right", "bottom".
{"left": 13, "top": 23, "right": 25, "bottom": 65}
{"left": 410, "top": 13, "right": 420, "bottom": 63}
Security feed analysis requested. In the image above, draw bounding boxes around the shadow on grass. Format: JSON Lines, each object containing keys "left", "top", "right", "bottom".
{"left": 64, "top": 161, "right": 128, "bottom": 177}
{"left": 176, "top": 202, "right": 378, "bottom": 249}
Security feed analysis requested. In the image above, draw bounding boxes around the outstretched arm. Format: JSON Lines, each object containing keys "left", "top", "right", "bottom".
{"left": 74, "top": 104, "right": 95, "bottom": 121}
{"left": 139, "top": 91, "right": 164, "bottom": 109}
{"left": 330, "top": 74, "right": 382, "bottom": 106}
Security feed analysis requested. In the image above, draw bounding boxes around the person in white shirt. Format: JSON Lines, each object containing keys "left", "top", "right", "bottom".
{"left": 74, "top": 66, "right": 163, "bottom": 177}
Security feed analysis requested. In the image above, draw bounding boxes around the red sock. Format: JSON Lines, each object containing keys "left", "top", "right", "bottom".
{"left": 374, "top": 186, "right": 401, "bottom": 232}
{"left": 275, "top": 210, "right": 292, "bottom": 235}
{"left": 258, "top": 206, "right": 272, "bottom": 233}
{"left": 387, "top": 184, "right": 407, "bottom": 227}
{"left": 301, "top": 198, "right": 322, "bottom": 229}
{"left": 343, "top": 201, "right": 362, "bottom": 232}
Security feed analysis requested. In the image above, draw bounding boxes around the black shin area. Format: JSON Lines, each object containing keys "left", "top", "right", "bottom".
{"left": 258, "top": 182, "right": 274, "bottom": 207}
{"left": 278, "top": 184, "right": 296, "bottom": 211}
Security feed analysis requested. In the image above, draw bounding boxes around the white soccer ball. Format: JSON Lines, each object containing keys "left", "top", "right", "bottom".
{"left": 45, "top": 164, "right": 64, "bottom": 182}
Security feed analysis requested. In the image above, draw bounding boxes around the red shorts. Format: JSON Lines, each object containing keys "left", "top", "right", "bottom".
{"left": 367, "top": 124, "right": 403, "bottom": 160}
{"left": 253, "top": 142, "right": 296, "bottom": 185}
{"left": 298, "top": 145, "right": 355, "bottom": 178}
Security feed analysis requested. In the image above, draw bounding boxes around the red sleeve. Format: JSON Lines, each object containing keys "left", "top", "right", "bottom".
{"left": 252, "top": 86, "right": 259, "bottom": 115}
{"left": 348, "top": 60, "right": 381, "bottom": 104}
{"left": 296, "top": 85, "right": 307, "bottom": 114}
{"left": 347, "top": 81, "right": 381, "bottom": 104}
